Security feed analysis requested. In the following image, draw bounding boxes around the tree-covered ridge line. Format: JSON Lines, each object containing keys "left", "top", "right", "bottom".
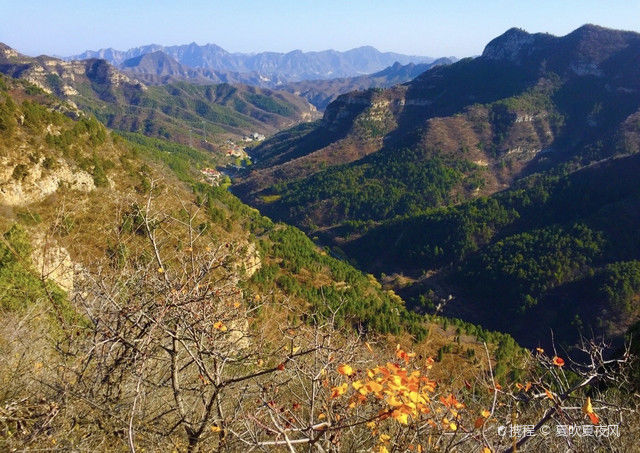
{"left": 268, "top": 150, "right": 483, "bottom": 225}
{"left": 238, "top": 69, "right": 634, "bottom": 232}
{"left": 240, "top": 26, "right": 640, "bottom": 212}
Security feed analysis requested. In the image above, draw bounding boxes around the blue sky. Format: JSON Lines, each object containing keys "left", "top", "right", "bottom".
{"left": 2, "top": 0, "right": 640, "bottom": 58}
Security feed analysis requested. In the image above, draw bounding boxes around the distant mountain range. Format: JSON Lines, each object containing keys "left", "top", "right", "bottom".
{"left": 119, "top": 50, "right": 290, "bottom": 87}
{"left": 67, "top": 43, "right": 436, "bottom": 82}
{"left": 119, "top": 50, "right": 455, "bottom": 110}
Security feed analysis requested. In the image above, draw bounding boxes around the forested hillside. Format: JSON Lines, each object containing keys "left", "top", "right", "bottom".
{"left": 343, "top": 154, "right": 640, "bottom": 345}
{"left": 233, "top": 25, "right": 640, "bottom": 349}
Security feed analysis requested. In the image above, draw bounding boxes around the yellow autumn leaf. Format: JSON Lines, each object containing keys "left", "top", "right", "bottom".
{"left": 330, "top": 383, "right": 348, "bottom": 398}
{"left": 210, "top": 425, "right": 222, "bottom": 432}
{"left": 408, "top": 391, "right": 421, "bottom": 404}
{"left": 392, "top": 411, "right": 409, "bottom": 424}
{"left": 337, "top": 364, "right": 355, "bottom": 376}
{"left": 367, "top": 381, "right": 383, "bottom": 393}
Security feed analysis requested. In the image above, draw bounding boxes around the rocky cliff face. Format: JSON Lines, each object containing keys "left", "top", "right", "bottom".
{"left": 321, "top": 85, "right": 411, "bottom": 137}
{"left": 0, "top": 44, "right": 146, "bottom": 99}
{"left": 0, "top": 156, "right": 95, "bottom": 206}
{"left": 84, "top": 59, "right": 145, "bottom": 90}
{"left": 238, "top": 241, "right": 261, "bottom": 279}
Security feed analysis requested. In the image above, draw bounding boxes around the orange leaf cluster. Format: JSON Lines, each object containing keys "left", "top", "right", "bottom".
{"left": 515, "top": 382, "right": 532, "bottom": 392}
{"left": 544, "top": 388, "right": 554, "bottom": 400}
{"left": 439, "top": 393, "right": 464, "bottom": 410}
{"left": 338, "top": 358, "right": 439, "bottom": 426}
{"left": 474, "top": 409, "right": 491, "bottom": 428}
{"left": 213, "top": 321, "right": 227, "bottom": 332}
{"left": 395, "top": 345, "right": 416, "bottom": 364}
{"left": 331, "top": 383, "right": 349, "bottom": 398}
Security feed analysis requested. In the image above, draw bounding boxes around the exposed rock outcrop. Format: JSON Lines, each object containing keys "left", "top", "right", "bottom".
{"left": 242, "top": 241, "right": 261, "bottom": 278}
{"left": 0, "top": 157, "right": 95, "bottom": 206}
{"left": 30, "top": 234, "right": 76, "bottom": 294}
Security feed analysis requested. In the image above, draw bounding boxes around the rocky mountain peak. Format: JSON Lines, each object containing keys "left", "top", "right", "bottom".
{"left": 564, "top": 24, "right": 640, "bottom": 65}
{"left": 0, "top": 42, "right": 21, "bottom": 59}
{"left": 567, "top": 23, "right": 616, "bottom": 40}
{"left": 481, "top": 24, "right": 640, "bottom": 69}
{"left": 122, "top": 50, "right": 181, "bottom": 73}
{"left": 481, "top": 27, "right": 538, "bottom": 62}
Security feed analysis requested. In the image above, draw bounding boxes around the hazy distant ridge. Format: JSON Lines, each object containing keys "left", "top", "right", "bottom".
{"left": 280, "top": 58, "right": 455, "bottom": 110}
{"left": 67, "top": 43, "right": 435, "bottom": 81}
